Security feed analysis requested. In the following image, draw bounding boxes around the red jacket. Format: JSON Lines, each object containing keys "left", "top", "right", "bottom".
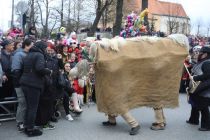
{"left": 181, "top": 60, "right": 192, "bottom": 80}
{"left": 73, "top": 79, "right": 84, "bottom": 95}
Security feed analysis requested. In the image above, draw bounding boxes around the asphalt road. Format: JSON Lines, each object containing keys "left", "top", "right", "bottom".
{"left": 0, "top": 94, "right": 210, "bottom": 140}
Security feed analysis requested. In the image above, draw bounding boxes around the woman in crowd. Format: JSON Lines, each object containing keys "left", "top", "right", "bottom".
{"left": 13, "top": 40, "right": 22, "bottom": 50}
{"left": 187, "top": 46, "right": 210, "bottom": 131}
{"left": 35, "top": 42, "right": 63, "bottom": 130}
{"left": 0, "top": 39, "right": 15, "bottom": 99}
{"left": 62, "top": 45, "right": 70, "bottom": 63}
{"left": 69, "top": 53, "right": 77, "bottom": 68}
{"left": 60, "top": 63, "right": 83, "bottom": 121}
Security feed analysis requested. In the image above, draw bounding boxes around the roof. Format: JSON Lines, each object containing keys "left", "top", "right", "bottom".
{"left": 125, "top": 0, "right": 188, "bottom": 18}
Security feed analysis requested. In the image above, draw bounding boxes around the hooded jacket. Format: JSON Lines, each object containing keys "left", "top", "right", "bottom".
{"left": 20, "top": 46, "right": 51, "bottom": 90}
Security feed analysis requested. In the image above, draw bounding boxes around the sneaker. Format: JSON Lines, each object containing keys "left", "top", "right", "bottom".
{"left": 43, "top": 123, "right": 55, "bottom": 130}
{"left": 102, "top": 121, "right": 117, "bottom": 126}
{"left": 150, "top": 123, "right": 165, "bottom": 130}
{"left": 24, "top": 128, "right": 42, "bottom": 137}
{"left": 66, "top": 114, "right": 74, "bottom": 121}
{"left": 17, "top": 123, "right": 24, "bottom": 131}
{"left": 130, "top": 125, "right": 140, "bottom": 135}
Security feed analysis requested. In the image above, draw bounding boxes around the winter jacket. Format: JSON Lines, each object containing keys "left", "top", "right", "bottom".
{"left": 69, "top": 59, "right": 77, "bottom": 69}
{"left": 60, "top": 72, "right": 75, "bottom": 96}
{"left": 45, "top": 54, "right": 63, "bottom": 87}
{"left": 0, "top": 62, "right": 3, "bottom": 87}
{"left": 20, "top": 47, "right": 51, "bottom": 90}
{"left": 193, "top": 60, "right": 210, "bottom": 98}
{"left": 11, "top": 48, "right": 27, "bottom": 87}
{"left": 11, "top": 48, "right": 27, "bottom": 71}
{"left": 1, "top": 50, "right": 13, "bottom": 77}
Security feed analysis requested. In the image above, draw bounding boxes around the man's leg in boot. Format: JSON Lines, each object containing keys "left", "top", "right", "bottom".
{"left": 102, "top": 115, "right": 117, "bottom": 126}
{"left": 151, "top": 107, "right": 166, "bottom": 130}
{"left": 121, "top": 112, "right": 140, "bottom": 135}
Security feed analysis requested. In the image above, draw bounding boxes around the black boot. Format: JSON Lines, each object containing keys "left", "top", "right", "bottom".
{"left": 50, "top": 116, "right": 58, "bottom": 123}
{"left": 24, "top": 128, "right": 43, "bottom": 137}
{"left": 130, "top": 125, "right": 140, "bottom": 135}
{"left": 198, "top": 127, "right": 210, "bottom": 131}
{"left": 186, "top": 120, "right": 199, "bottom": 125}
{"left": 102, "top": 121, "right": 117, "bottom": 126}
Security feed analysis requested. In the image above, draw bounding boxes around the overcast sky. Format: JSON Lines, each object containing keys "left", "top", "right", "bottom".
{"left": 0, "top": 0, "right": 210, "bottom": 35}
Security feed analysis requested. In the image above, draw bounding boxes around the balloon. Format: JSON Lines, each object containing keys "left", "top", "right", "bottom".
{"left": 60, "top": 27, "right": 66, "bottom": 34}
{"left": 120, "top": 9, "right": 149, "bottom": 37}
{"left": 139, "top": 8, "right": 149, "bottom": 20}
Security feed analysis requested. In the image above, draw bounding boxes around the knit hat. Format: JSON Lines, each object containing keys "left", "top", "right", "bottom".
{"left": 47, "top": 42, "right": 56, "bottom": 50}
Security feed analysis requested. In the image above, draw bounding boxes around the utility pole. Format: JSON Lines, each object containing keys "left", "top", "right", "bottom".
{"left": 11, "top": 0, "right": 14, "bottom": 28}
{"left": 197, "top": 24, "right": 200, "bottom": 36}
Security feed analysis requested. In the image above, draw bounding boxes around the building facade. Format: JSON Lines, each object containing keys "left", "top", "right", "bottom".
{"left": 124, "top": 0, "right": 190, "bottom": 35}
{"left": 99, "top": 0, "right": 190, "bottom": 35}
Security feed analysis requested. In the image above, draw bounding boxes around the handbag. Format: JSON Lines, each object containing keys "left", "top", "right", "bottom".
{"left": 184, "top": 63, "right": 200, "bottom": 102}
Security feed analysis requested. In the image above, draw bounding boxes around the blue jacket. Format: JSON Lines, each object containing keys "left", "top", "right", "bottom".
{"left": 11, "top": 48, "right": 27, "bottom": 87}
{"left": 11, "top": 48, "right": 27, "bottom": 71}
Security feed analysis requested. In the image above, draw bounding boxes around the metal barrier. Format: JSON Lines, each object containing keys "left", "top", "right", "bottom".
{"left": 0, "top": 97, "right": 17, "bottom": 122}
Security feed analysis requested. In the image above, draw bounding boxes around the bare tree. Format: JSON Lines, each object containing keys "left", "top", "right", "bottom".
{"left": 49, "top": 12, "right": 59, "bottom": 35}
{"left": 53, "top": 0, "right": 66, "bottom": 27}
{"left": 167, "top": 3, "right": 181, "bottom": 34}
{"left": 112, "top": 0, "right": 124, "bottom": 37}
{"left": 66, "top": 0, "right": 72, "bottom": 32}
{"left": 207, "top": 23, "right": 210, "bottom": 38}
{"left": 196, "top": 18, "right": 203, "bottom": 36}
{"left": 28, "top": 0, "right": 36, "bottom": 28}
{"left": 150, "top": 16, "right": 156, "bottom": 32}
{"left": 71, "top": 0, "right": 84, "bottom": 32}
{"left": 101, "top": 0, "right": 116, "bottom": 30}
{"left": 36, "top": 0, "right": 56, "bottom": 38}
{"left": 87, "top": 0, "right": 114, "bottom": 36}
{"left": 11, "top": 0, "right": 15, "bottom": 28}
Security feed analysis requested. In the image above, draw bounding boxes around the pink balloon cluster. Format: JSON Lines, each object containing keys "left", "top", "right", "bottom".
{"left": 120, "top": 11, "right": 147, "bottom": 38}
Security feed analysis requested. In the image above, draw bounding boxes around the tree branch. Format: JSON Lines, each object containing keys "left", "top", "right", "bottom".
{"left": 37, "top": 1, "right": 44, "bottom": 27}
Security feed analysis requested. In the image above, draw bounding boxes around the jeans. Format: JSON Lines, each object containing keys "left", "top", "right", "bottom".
{"left": 15, "top": 87, "right": 26, "bottom": 124}
{"left": 22, "top": 86, "right": 41, "bottom": 129}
